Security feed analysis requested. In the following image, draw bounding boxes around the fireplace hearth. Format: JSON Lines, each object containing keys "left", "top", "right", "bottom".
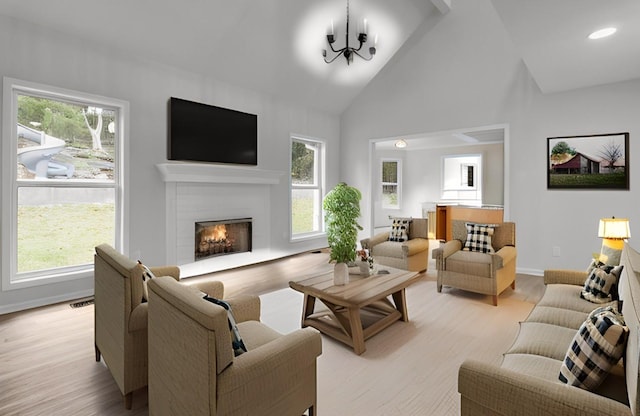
{"left": 195, "top": 218, "right": 252, "bottom": 261}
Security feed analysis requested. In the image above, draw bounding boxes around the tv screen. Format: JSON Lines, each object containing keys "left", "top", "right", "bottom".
{"left": 168, "top": 97, "right": 257, "bottom": 165}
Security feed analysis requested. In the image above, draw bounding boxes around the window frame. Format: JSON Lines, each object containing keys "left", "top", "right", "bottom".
{"left": 1, "top": 77, "right": 129, "bottom": 291}
{"left": 380, "top": 158, "right": 402, "bottom": 210}
{"left": 289, "top": 135, "right": 326, "bottom": 241}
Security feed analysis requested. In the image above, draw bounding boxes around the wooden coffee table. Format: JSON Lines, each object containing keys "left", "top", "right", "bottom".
{"left": 289, "top": 267, "right": 419, "bottom": 355}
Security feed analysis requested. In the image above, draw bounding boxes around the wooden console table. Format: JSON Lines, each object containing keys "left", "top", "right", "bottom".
{"left": 289, "top": 268, "right": 419, "bottom": 355}
{"left": 435, "top": 205, "right": 504, "bottom": 241}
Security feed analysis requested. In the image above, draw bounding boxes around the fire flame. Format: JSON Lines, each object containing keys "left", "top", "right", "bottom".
{"left": 203, "top": 224, "right": 227, "bottom": 242}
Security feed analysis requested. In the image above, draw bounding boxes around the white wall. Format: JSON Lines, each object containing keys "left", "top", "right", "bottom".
{"left": 0, "top": 14, "right": 339, "bottom": 313}
{"left": 342, "top": 0, "right": 640, "bottom": 274}
{"left": 372, "top": 143, "right": 503, "bottom": 230}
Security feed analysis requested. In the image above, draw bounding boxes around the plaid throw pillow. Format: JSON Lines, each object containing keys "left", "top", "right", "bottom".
{"left": 137, "top": 260, "right": 157, "bottom": 303}
{"left": 203, "top": 295, "right": 248, "bottom": 356}
{"left": 581, "top": 263, "right": 623, "bottom": 304}
{"left": 388, "top": 218, "right": 411, "bottom": 242}
{"left": 559, "top": 306, "right": 629, "bottom": 390}
{"left": 462, "top": 223, "right": 495, "bottom": 253}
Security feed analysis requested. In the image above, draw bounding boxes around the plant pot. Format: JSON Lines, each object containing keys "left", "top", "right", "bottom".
{"left": 333, "top": 262, "right": 349, "bottom": 285}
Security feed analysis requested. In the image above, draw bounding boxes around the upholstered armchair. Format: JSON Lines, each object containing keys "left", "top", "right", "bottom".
{"left": 432, "top": 220, "right": 517, "bottom": 306}
{"left": 147, "top": 276, "right": 323, "bottom": 416}
{"left": 361, "top": 217, "right": 430, "bottom": 272}
{"left": 93, "top": 244, "right": 223, "bottom": 409}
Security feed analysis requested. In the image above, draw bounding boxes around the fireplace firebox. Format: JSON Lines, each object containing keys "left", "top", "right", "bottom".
{"left": 195, "top": 218, "right": 252, "bottom": 261}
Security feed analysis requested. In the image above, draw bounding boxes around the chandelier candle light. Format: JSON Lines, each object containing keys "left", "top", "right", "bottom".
{"left": 323, "top": 0, "right": 377, "bottom": 65}
{"left": 598, "top": 217, "right": 631, "bottom": 265}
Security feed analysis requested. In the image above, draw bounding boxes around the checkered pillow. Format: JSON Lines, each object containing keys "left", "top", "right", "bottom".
{"left": 462, "top": 223, "right": 495, "bottom": 253}
{"left": 137, "top": 260, "right": 157, "bottom": 303}
{"left": 581, "top": 263, "right": 623, "bottom": 304}
{"left": 388, "top": 218, "right": 411, "bottom": 242}
{"left": 202, "top": 295, "right": 248, "bottom": 356}
{"left": 559, "top": 306, "right": 628, "bottom": 390}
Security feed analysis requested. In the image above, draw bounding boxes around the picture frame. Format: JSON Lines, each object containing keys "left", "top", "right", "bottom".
{"left": 547, "top": 132, "right": 629, "bottom": 190}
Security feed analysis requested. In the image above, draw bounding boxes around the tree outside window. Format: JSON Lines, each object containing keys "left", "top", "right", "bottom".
{"left": 381, "top": 159, "right": 401, "bottom": 209}
{"left": 3, "top": 78, "right": 126, "bottom": 289}
{"left": 291, "top": 137, "right": 324, "bottom": 238}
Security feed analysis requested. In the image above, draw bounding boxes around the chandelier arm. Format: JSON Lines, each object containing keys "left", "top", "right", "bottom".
{"left": 328, "top": 42, "right": 344, "bottom": 54}
{"left": 352, "top": 40, "right": 365, "bottom": 52}
{"left": 352, "top": 49, "right": 373, "bottom": 61}
{"left": 324, "top": 52, "right": 345, "bottom": 64}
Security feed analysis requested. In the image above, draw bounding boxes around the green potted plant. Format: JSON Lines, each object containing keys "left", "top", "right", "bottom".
{"left": 323, "top": 182, "right": 363, "bottom": 285}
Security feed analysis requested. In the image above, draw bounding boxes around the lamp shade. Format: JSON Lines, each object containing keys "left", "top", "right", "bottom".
{"left": 598, "top": 218, "right": 631, "bottom": 239}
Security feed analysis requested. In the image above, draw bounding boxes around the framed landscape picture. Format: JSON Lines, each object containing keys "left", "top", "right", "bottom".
{"left": 547, "top": 132, "right": 629, "bottom": 189}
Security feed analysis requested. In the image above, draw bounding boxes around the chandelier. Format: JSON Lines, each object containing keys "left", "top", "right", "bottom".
{"left": 322, "top": 0, "right": 377, "bottom": 65}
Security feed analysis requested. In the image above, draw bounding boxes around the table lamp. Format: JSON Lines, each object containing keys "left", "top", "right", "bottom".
{"left": 598, "top": 217, "right": 630, "bottom": 265}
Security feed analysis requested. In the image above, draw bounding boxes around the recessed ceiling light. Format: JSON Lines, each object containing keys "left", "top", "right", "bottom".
{"left": 394, "top": 139, "right": 407, "bottom": 148}
{"left": 588, "top": 27, "right": 617, "bottom": 40}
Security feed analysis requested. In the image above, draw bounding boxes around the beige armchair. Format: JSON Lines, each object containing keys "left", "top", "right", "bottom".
{"left": 361, "top": 217, "right": 429, "bottom": 272}
{"left": 147, "top": 276, "right": 322, "bottom": 416}
{"left": 432, "top": 220, "right": 516, "bottom": 306}
{"left": 94, "top": 244, "right": 223, "bottom": 409}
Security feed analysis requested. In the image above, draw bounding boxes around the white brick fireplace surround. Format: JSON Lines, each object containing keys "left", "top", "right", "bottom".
{"left": 157, "top": 163, "right": 285, "bottom": 277}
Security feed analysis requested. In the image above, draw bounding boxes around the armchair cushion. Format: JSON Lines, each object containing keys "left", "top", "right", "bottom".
{"left": 446, "top": 250, "right": 497, "bottom": 277}
{"left": 462, "top": 222, "right": 495, "bottom": 253}
{"left": 388, "top": 218, "right": 411, "bottom": 242}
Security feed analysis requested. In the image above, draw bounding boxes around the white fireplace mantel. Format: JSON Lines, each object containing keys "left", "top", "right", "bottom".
{"left": 156, "top": 163, "right": 284, "bottom": 185}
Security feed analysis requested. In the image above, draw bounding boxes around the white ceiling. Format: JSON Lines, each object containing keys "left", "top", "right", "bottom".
{"left": 490, "top": 0, "right": 640, "bottom": 94}
{"left": 0, "top": 0, "right": 437, "bottom": 115}
{"left": 0, "top": 0, "right": 638, "bottom": 115}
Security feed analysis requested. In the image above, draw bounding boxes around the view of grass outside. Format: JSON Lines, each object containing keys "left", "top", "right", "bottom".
{"left": 291, "top": 138, "right": 323, "bottom": 236}
{"left": 381, "top": 160, "right": 399, "bottom": 208}
{"left": 291, "top": 190, "right": 315, "bottom": 234}
{"left": 11, "top": 91, "right": 118, "bottom": 278}
{"left": 382, "top": 185, "right": 398, "bottom": 207}
{"left": 548, "top": 172, "right": 626, "bottom": 187}
{"left": 17, "top": 203, "right": 114, "bottom": 273}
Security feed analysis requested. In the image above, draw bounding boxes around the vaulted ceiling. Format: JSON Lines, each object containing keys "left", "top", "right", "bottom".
{"left": 1, "top": 0, "right": 638, "bottom": 116}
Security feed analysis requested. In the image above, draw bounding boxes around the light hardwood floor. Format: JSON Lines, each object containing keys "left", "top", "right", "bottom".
{"left": 0, "top": 247, "right": 545, "bottom": 415}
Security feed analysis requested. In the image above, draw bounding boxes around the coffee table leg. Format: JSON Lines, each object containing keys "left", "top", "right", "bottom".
{"left": 347, "top": 307, "right": 366, "bottom": 355}
{"left": 392, "top": 289, "right": 409, "bottom": 322}
{"left": 301, "top": 294, "right": 316, "bottom": 327}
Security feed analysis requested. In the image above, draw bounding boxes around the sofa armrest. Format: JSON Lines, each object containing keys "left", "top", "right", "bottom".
{"left": 150, "top": 265, "right": 180, "bottom": 280}
{"left": 218, "top": 327, "right": 322, "bottom": 393}
{"left": 402, "top": 238, "right": 429, "bottom": 257}
{"left": 544, "top": 269, "right": 587, "bottom": 286}
{"left": 225, "top": 295, "right": 261, "bottom": 323}
{"left": 361, "top": 232, "right": 391, "bottom": 250}
{"left": 459, "top": 360, "right": 631, "bottom": 416}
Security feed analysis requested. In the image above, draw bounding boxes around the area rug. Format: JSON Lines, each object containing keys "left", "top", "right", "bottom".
{"left": 259, "top": 275, "right": 541, "bottom": 415}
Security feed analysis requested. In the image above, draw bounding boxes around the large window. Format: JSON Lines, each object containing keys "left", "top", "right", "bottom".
{"left": 2, "top": 78, "right": 128, "bottom": 289}
{"left": 290, "top": 136, "right": 325, "bottom": 240}
{"left": 381, "top": 159, "right": 401, "bottom": 209}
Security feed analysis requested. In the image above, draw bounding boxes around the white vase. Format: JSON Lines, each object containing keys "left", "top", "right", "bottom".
{"left": 357, "top": 261, "right": 371, "bottom": 276}
{"left": 333, "top": 262, "right": 349, "bottom": 285}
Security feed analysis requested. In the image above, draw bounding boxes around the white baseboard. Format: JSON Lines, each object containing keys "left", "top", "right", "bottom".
{"left": 0, "top": 289, "right": 94, "bottom": 315}
{"left": 517, "top": 267, "right": 544, "bottom": 277}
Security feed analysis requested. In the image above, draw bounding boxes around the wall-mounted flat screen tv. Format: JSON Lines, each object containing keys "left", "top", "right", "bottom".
{"left": 168, "top": 97, "right": 257, "bottom": 165}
